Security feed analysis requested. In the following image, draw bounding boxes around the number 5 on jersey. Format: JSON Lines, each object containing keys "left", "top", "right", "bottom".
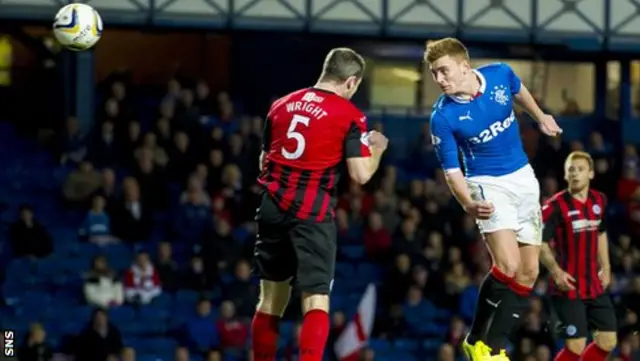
{"left": 282, "top": 114, "right": 310, "bottom": 160}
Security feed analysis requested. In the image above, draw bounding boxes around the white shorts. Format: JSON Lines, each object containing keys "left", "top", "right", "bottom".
{"left": 467, "top": 164, "right": 542, "bottom": 245}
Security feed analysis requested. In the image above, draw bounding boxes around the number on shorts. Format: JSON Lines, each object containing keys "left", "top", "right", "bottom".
{"left": 281, "top": 114, "right": 310, "bottom": 160}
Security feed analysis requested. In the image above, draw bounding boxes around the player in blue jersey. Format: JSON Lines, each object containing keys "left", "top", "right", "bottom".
{"left": 425, "top": 38, "right": 563, "bottom": 361}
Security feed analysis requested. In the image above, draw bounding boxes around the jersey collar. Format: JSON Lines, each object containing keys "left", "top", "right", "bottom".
{"left": 447, "top": 69, "right": 487, "bottom": 104}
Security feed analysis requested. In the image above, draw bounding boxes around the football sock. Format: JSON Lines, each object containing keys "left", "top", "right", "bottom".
{"left": 467, "top": 266, "right": 513, "bottom": 347}
{"left": 251, "top": 312, "right": 280, "bottom": 361}
{"left": 580, "top": 343, "right": 609, "bottom": 361}
{"left": 299, "top": 310, "right": 330, "bottom": 361}
{"left": 484, "top": 280, "right": 533, "bottom": 352}
{"left": 554, "top": 347, "right": 581, "bottom": 361}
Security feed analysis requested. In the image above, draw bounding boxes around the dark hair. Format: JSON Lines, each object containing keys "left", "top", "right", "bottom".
{"left": 320, "top": 47, "right": 366, "bottom": 82}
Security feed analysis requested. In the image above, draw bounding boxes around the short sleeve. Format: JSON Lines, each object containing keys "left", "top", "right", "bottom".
{"left": 599, "top": 194, "right": 608, "bottom": 233}
{"left": 500, "top": 63, "right": 522, "bottom": 95}
{"left": 344, "top": 115, "right": 372, "bottom": 159}
{"left": 262, "top": 117, "right": 272, "bottom": 152}
{"left": 541, "top": 200, "right": 561, "bottom": 242}
{"left": 430, "top": 111, "right": 460, "bottom": 172}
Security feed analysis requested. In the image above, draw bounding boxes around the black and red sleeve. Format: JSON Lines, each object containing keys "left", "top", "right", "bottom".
{"left": 598, "top": 193, "right": 608, "bottom": 233}
{"left": 542, "top": 199, "right": 561, "bottom": 242}
{"left": 262, "top": 117, "right": 272, "bottom": 152}
{"left": 344, "top": 119, "right": 372, "bottom": 159}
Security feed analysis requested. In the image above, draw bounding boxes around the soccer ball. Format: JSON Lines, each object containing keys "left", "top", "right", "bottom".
{"left": 53, "top": 3, "right": 103, "bottom": 51}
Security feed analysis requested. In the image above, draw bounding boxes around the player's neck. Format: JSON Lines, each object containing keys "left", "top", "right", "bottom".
{"left": 569, "top": 187, "right": 589, "bottom": 201}
{"left": 313, "top": 82, "right": 340, "bottom": 95}
{"left": 456, "top": 72, "right": 482, "bottom": 99}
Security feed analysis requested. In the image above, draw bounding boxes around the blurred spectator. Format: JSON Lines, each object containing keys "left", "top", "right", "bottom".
{"left": 444, "top": 262, "right": 471, "bottom": 295}
{"left": 62, "top": 161, "right": 102, "bottom": 206}
{"left": 180, "top": 175, "right": 210, "bottom": 206}
{"left": 58, "top": 117, "right": 87, "bottom": 165}
{"left": 446, "top": 316, "right": 467, "bottom": 347}
{"left": 17, "top": 323, "right": 52, "bottom": 361}
{"left": 112, "top": 177, "right": 151, "bottom": 242}
{"left": 136, "top": 132, "right": 169, "bottom": 168}
{"left": 89, "top": 121, "right": 119, "bottom": 168}
{"left": 120, "top": 347, "right": 135, "bottom": 361}
{"left": 120, "top": 121, "right": 142, "bottom": 167}
{"left": 155, "top": 117, "right": 172, "bottom": 150}
{"left": 79, "top": 195, "right": 118, "bottom": 246}
{"left": 216, "top": 300, "right": 249, "bottom": 351}
{"left": 383, "top": 254, "right": 413, "bottom": 307}
{"left": 184, "top": 299, "right": 218, "bottom": 354}
{"left": 167, "top": 131, "right": 194, "bottom": 183}
{"left": 74, "top": 309, "right": 123, "bottom": 361}
{"left": 83, "top": 255, "right": 124, "bottom": 308}
{"left": 10, "top": 205, "right": 52, "bottom": 259}
{"left": 206, "top": 350, "right": 222, "bottom": 361}
{"left": 123, "top": 251, "right": 161, "bottom": 305}
{"left": 133, "top": 148, "right": 169, "bottom": 211}
{"left": 437, "top": 343, "right": 455, "bottom": 361}
{"left": 202, "top": 219, "right": 242, "bottom": 274}
{"left": 155, "top": 241, "right": 179, "bottom": 292}
{"left": 174, "top": 346, "right": 190, "bottom": 361}
{"left": 363, "top": 212, "right": 392, "bottom": 260}
{"left": 224, "top": 260, "right": 257, "bottom": 318}
{"left": 402, "top": 285, "right": 436, "bottom": 336}
{"left": 182, "top": 255, "right": 215, "bottom": 291}
{"left": 96, "top": 168, "right": 118, "bottom": 210}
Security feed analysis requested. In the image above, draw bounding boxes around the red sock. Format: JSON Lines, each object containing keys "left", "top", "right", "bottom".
{"left": 555, "top": 347, "right": 581, "bottom": 361}
{"left": 580, "top": 343, "right": 609, "bottom": 361}
{"left": 299, "top": 310, "right": 330, "bottom": 361}
{"left": 251, "top": 312, "right": 280, "bottom": 361}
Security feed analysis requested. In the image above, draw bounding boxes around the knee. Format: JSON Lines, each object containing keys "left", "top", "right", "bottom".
{"left": 493, "top": 255, "right": 520, "bottom": 277}
{"left": 301, "top": 293, "right": 329, "bottom": 314}
{"left": 515, "top": 262, "right": 539, "bottom": 286}
{"left": 565, "top": 338, "right": 587, "bottom": 355}
{"left": 594, "top": 332, "right": 617, "bottom": 352}
{"left": 256, "top": 280, "right": 292, "bottom": 317}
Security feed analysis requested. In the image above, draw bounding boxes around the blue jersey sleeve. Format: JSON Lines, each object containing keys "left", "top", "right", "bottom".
{"left": 430, "top": 112, "right": 460, "bottom": 171}
{"left": 500, "top": 63, "right": 522, "bottom": 95}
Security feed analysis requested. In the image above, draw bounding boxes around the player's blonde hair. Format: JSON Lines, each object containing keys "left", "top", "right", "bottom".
{"left": 565, "top": 151, "right": 594, "bottom": 170}
{"left": 424, "top": 37, "right": 470, "bottom": 64}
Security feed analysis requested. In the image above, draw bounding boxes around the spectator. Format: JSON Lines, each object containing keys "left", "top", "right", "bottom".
{"left": 206, "top": 350, "right": 222, "bottom": 361}
{"left": 174, "top": 346, "right": 190, "bottom": 361}
{"left": 112, "top": 177, "right": 151, "bottom": 242}
{"left": 202, "top": 219, "right": 242, "bottom": 273}
{"left": 383, "top": 253, "right": 413, "bottom": 307}
{"left": 123, "top": 251, "right": 161, "bottom": 305}
{"left": 120, "top": 120, "right": 141, "bottom": 168}
{"left": 155, "top": 241, "right": 179, "bottom": 292}
{"left": 167, "top": 131, "right": 194, "bottom": 183}
{"left": 363, "top": 211, "right": 392, "bottom": 260}
{"left": 136, "top": 132, "right": 169, "bottom": 168}
{"left": 96, "top": 168, "right": 118, "bottom": 211}
{"left": 437, "top": 343, "right": 456, "bottom": 361}
{"left": 402, "top": 285, "right": 436, "bottom": 336}
{"left": 79, "top": 195, "right": 118, "bottom": 246}
{"left": 89, "top": 121, "right": 119, "bottom": 168}
{"left": 83, "top": 255, "right": 124, "bottom": 308}
{"left": 74, "top": 309, "right": 123, "bottom": 361}
{"left": 62, "top": 161, "right": 102, "bottom": 206}
{"left": 120, "top": 347, "right": 135, "bottom": 361}
{"left": 216, "top": 300, "right": 248, "bottom": 351}
{"left": 224, "top": 260, "right": 257, "bottom": 319}
{"left": 17, "top": 323, "right": 53, "bottom": 361}
{"left": 444, "top": 262, "right": 471, "bottom": 295}
{"left": 155, "top": 117, "right": 172, "bottom": 150}
{"left": 445, "top": 316, "right": 467, "bottom": 348}
{"left": 10, "top": 205, "right": 53, "bottom": 259}
{"left": 182, "top": 255, "right": 215, "bottom": 292}
{"left": 180, "top": 175, "right": 210, "bottom": 206}
{"left": 58, "top": 117, "right": 87, "bottom": 165}
{"left": 206, "top": 149, "right": 225, "bottom": 192}
{"left": 184, "top": 299, "right": 218, "bottom": 354}
{"left": 133, "top": 149, "right": 169, "bottom": 211}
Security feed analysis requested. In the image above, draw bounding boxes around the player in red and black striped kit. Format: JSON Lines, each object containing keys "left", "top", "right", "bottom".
{"left": 541, "top": 151, "right": 617, "bottom": 361}
{"left": 251, "top": 48, "right": 389, "bottom": 361}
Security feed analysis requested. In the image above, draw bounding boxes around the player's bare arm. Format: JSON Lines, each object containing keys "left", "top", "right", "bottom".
{"left": 513, "top": 83, "right": 562, "bottom": 136}
{"left": 597, "top": 232, "right": 611, "bottom": 288}
{"left": 540, "top": 242, "right": 576, "bottom": 291}
{"left": 443, "top": 171, "right": 495, "bottom": 219}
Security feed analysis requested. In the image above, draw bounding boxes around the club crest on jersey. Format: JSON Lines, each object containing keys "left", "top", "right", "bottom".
{"left": 490, "top": 85, "right": 509, "bottom": 106}
{"left": 592, "top": 204, "right": 601, "bottom": 215}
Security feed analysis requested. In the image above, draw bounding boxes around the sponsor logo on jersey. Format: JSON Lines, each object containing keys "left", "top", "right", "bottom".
{"left": 571, "top": 219, "right": 601, "bottom": 233}
{"left": 468, "top": 112, "right": 516, "bottom": 144}
{"left": 301, "top": 92, "right": 324, "bottom": 103}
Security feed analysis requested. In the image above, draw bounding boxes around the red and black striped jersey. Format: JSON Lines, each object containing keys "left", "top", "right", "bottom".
{"left": 542, "top": 189, "right": 607, "bottom": 299}
{"left": 258, "top": 87, "right": 371, "bottom": 222}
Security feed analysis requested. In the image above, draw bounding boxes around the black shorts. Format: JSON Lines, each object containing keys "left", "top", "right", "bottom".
{"left": 253, "top": 192, "right": 337, "bottom": 294}
{"left": 551, "top": 293, "right": 617, "bottom": 339}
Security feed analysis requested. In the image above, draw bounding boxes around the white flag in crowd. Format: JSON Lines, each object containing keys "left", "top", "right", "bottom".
{"left": 334, "top": 283, "right": 377, "bottom": 361}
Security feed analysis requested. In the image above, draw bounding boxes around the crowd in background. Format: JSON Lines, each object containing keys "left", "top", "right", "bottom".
{"left": 5, "top": 74, "right": 640, "bottom": 361}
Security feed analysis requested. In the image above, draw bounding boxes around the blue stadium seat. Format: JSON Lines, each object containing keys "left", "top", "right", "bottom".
{"left": 340, "top": 245, "right": 364, "bottom": 260}
{"left": 368, "top": 338, "right": 391, "bottom": 351}
{"left": 109, "top": 305, "right": 136, "bottom": 324}
{"left": 138, "top": 307, "right": 170, "bottom": 321}
{"left": 394, "top": 339, "right": 419, "bottom": 352}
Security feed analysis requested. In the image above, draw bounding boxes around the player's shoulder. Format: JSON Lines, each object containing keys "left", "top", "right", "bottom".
{"left": 589, "top": 189, "right": 608, "bottom": 205}
{"left": 430, "top": 94, "right": 456, "bottom": 123}
{"left": 476, "top": 62, "right": 514, "bottom": 79}
{"left": 543, "top": 190, "right": 569, "bottom": 208}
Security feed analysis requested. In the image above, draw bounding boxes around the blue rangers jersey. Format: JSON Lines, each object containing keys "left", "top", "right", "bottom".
{"left": 430, "top": 63, "right": 529, "bottom": 177}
